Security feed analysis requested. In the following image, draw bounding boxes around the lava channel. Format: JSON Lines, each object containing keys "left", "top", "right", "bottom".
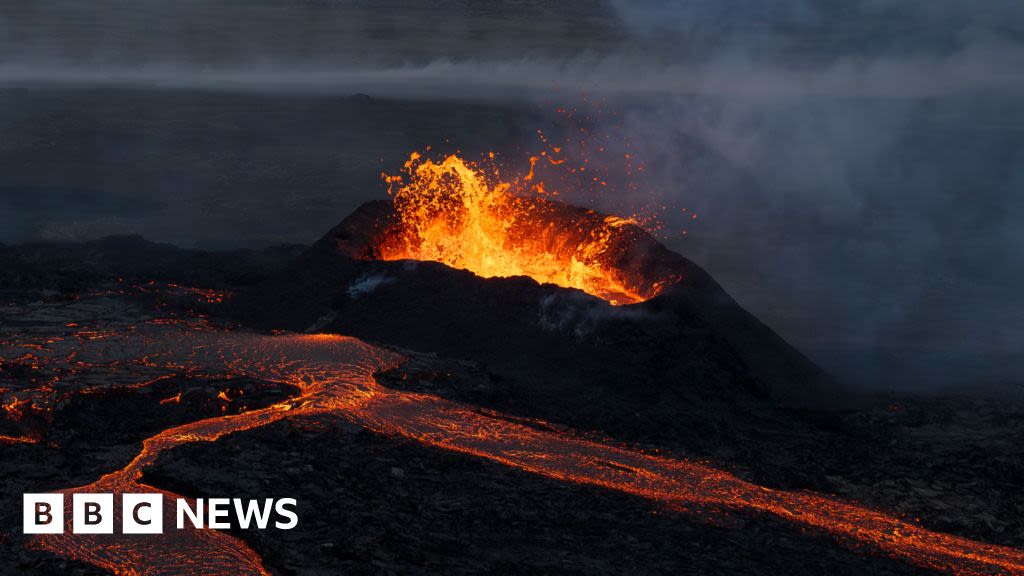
{"left": 5, "top": 325, "right": 1021, "bottom": 576}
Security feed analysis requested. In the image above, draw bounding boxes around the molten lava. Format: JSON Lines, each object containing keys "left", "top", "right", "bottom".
{"left": 380, "top": 153, "right": 657, "bottom": 305}
{"left": 12, "top": 325, "right": 1024, "bottom": 576}
{"left": 6, "top": 288, "right": 1024, "bottom": 575}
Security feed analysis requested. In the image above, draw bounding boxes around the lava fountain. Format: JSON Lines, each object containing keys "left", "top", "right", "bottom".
{"left": 378, "top": 152, "right": 676, "bottom": 305}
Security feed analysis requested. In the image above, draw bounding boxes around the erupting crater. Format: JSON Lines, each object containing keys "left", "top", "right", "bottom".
{"left": 373, "top": 152, "right": 680, "bottom": 305}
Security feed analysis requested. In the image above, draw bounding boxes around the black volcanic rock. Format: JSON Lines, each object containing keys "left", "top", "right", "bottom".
{"left": 234, "top": 200, "right": 840, "bottom": 419}
{"left": 0, "top": 236, "right": 306, "bottom": 292}
{"left": 2, "top": 275, "right": 1021, "bottom": 576}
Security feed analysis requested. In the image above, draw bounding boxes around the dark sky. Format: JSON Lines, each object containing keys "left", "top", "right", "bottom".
{"left": 1, "top": 0, "right": 1022, "bottom": 391}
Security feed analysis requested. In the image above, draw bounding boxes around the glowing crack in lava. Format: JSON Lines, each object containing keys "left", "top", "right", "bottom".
{"left": 6, "top": 312, "right": 1023, "bottom": 575}
{"left": 379, "top": 152, "right": 659, "bottom": 305}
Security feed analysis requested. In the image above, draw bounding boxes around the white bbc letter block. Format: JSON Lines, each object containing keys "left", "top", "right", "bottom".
{"left": 123, "top": 493, "right": 164, "bottom": 534}
{"left": 73, "top": 493, "right": 114, "bottom": 534}
{"left": 24, "top": 494, "right": 64, "bottom": 534}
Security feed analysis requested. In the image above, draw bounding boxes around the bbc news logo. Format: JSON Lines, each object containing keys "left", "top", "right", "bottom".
{"left": 24, "top": 493, "right": 298, "bottom": 534}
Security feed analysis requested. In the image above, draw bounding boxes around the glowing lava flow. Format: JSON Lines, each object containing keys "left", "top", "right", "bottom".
{"left": 9, "top": 326, "right": 1024, "bottom": 575}
{"left": 0, "top": 434, "right": 37, "bottom": 445}
{"left": 380, "top": 153, "right": 653, "bottom": 305}
{"left": 24, "top": 332, "right": 398, "bottom": 576}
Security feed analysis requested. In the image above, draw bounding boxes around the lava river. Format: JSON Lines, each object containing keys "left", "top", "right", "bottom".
{"left": 6, "top": 321, "right": 1024, "bottom": 576}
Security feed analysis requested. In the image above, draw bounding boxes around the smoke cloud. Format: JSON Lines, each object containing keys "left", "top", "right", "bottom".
{"left": 589, "top": 0, "right": 1024, "bottom": 391}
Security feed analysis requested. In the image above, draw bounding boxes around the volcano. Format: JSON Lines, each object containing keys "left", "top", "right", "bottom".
{"left": 234, "top": 161, "right": 837, "bottom": 427}
{"left": 3, "top": 172, "right": 1023, "bottom": 575}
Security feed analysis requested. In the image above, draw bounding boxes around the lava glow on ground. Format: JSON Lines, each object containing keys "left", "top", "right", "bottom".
{"left": 1, "top": 289, "right": 1022, "bottom": 575}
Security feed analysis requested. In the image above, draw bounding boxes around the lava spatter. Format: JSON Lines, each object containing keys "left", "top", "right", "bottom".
{"left": 379, "top": 153, "right": 659, "bottom": 305}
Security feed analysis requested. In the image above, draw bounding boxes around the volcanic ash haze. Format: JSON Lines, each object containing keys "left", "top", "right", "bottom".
{"left": 2, "top": 0, "right": 1023, "bottom": 393}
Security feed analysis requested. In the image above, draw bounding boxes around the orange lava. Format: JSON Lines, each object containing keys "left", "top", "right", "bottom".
{"left": 9, "top": 323, "right": 1023, "bottom": 576}
{"left": 380, "top": 152, "right": 652, "bottom": 305}
{"left": 0, "top": 434, "right": 37, "bottom": 445}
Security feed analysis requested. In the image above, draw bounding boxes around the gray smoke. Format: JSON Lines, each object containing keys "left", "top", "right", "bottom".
{"left": 589, "top": 0, "right": 1024, "bottom": 391}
